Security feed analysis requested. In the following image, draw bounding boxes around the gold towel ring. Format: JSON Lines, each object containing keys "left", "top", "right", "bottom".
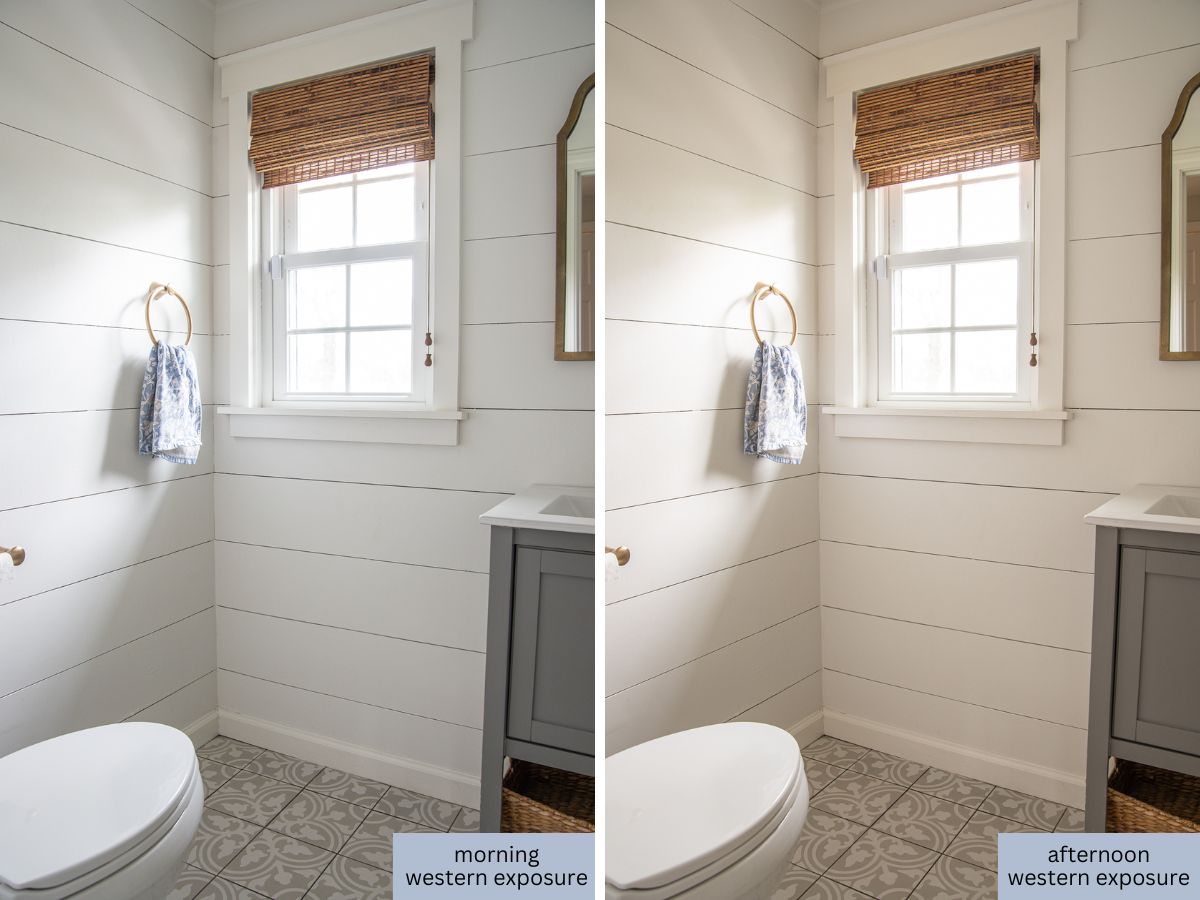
{"left": 749, "top": 282, "right": 797, "bottom": 347}
{"left": 144, "top": 282, "right": 193, "bottom": 346}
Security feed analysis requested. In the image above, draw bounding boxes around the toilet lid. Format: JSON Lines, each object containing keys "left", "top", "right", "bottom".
{"left": 0, "top": 723, "right": 197, "bottom": 891}
{"left": 606, "top": 722, "right": 800, "bottom": 891}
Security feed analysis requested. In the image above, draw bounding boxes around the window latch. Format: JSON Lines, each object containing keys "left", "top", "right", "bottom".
{"left": 266, "top": 255, "right": 284, "bottom": 280}
{"left": 872, "top": 255, "right": 890, "bottom": 281}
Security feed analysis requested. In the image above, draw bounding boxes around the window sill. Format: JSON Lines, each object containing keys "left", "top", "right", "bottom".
{"left": 216, "top": 406, "right": 465, "bottom": 446}
{"left": 822, "top": 406, "right": 1070, "bottom": 446}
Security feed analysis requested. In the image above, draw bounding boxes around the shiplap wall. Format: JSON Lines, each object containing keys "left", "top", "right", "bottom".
{"left": 604, "top": 0, "right": 824, "bottom": 756}
{"left": 817, "top": 0, "right": 1200, "bottom": 806}
{"left": 0, "top": 0, "right": 218, "bottom": 754}
{"left": 210, "top": 0, "right": 595, "bottom": 806}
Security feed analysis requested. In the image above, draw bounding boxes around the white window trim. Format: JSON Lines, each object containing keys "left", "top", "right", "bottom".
{"left": 215, "top": 0, "right": 473, "bottom": 446}
{"left": 822, "top": 0, "right": 1078, "bottom": 446}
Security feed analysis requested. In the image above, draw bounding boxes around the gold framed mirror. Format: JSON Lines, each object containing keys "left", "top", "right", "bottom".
{"left": 555, "top": 74, "right": 596, "bottom": 361}
{"left": 1160, "top": 71, "right": 1200, "bottom": 359}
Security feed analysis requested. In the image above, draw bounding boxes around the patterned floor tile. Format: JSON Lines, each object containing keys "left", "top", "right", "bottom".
{"left": 1055, "top": 807, "right": 1085, "bottom": 833}
{"left": 308, "top": 767, "right": 390, "bottom": 808}
{"left": 243, "top": 750, "right": 323, "bottom": 787}
{"left": 187, "top": 809, "right": 262, "bottom": 874}
{"left": 206, "top": 771, "right": 301, "bottom": 825}
{"left": 449, "top": 807, "right": 480, "bottom": 833}
{"left": 912, "top": 767, "right": 994, "bottom": 808}
{"left": 199, "top": 759, "right": 239, "bottom": 798}
{"left": 800, "top": 877, "right": 877, "bottom": 899}
{"left": 195, "top": 877, "right": 271, "bottom": 900}
{"left": 873, "top": 790, "right": 974, "bottom": 852}
{"left": 771, "top": 865, "right": 819, "bottom": 899}
{"left": 910, "top": 854, "right": 997, "bottom": 900}
{"left": 270, "top": 790, "right": 371, "bottom": 852}
{"left": 307, "top": 854, "right": 392, "bottom": 900}
{"left": 342, "top": 810, "right": 436, "bottom": 871}
{"left": 197, "top": 736, "right": 264, "bottom": 768}
{"left": 810, "top": 770, "right": 907, "bottom": 826}
{"left": 824, "top": 829, "right": 939, "bottom": 900}
{"left": 980, "top": 786, "right": 1066, "bottom": 830}
{"left": 847, "top": 750, "right": 928, "bottom": 787}
{"left": 946, "top": 809, "right": 1039, "bottom": 871}
{"left": 166, "top": 865, "right": 214, "bottom": 900}
{"left": 791, "top": 809, "right": 867, "bottom": 874}
{"left": 221, "top": 830, "right": 334, "bottom": 900}
{"left": 804, "top": 736, "right": 870, "bottom": 767}
{"left": 375, "top": 785, "right": 462, "bottom": 830}
{"left": 805, "top": 758, "right": 845, "bottom": 795}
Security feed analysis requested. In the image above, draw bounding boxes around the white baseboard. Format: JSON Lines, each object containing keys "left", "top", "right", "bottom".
{"left": 218, "top": 709, "right": 481, "bottom": 808}
{"left": 183, "top": 710, "right": 220, "bottom": 748}
{"left": 823, "top": 709, "right": 1085, "bottom": 808}
{"left": 788, "top": 708, "right": 825, "bottom": 750}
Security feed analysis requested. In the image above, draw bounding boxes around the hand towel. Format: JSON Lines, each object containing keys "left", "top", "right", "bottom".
{"left": 138, "top": 342, "right": 202, "bottom": 464}
{"left": 744, "top": 342, "right": 807, "bottom": 464}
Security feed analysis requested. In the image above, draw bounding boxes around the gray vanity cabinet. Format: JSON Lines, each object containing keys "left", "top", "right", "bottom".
{"left": 479, "top": 526, "right": 594, "bottom": 832}
{"left": 1087, "top": 528, "right": 1200, "bottom": 831}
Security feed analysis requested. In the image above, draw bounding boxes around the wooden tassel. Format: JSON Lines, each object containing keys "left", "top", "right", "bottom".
{"left": 424, "top": 331, "right": 433, "bottom": 367}
{"left": 1029, "top": 331, "right": 1038, "bottom": 367}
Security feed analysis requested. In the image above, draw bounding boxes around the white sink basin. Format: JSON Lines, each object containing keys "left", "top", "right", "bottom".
{"left": 1086, "top": 485, "right": 1200, "bottom": 535}
{"left": 1144, "top": 494, "right": 1200, "bottom": 519}
{"left": 540, "top": 494, "right": 595, "bottom": 518}
{"left": 479, "top": 484, "right": 595, "bottom": 534}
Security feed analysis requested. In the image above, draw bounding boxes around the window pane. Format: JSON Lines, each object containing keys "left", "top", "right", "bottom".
{"left": 955, "top": 329, "right": 1017, "bottom": 393}
{"left": 349, "top": 329, "right": 411, "bottom": 394}
{"left": 291, "top": 266, "right": 345, "bottom": 329}
{"left": 289, "top": 333, "right": 345, "bottom": 393}
{"left": 956, "top": 259, "right": 1018, "bottom": 327}
{"left": 901, "top": 184, "right": 958, "bottom": 251}
{"left": 960, "top": 176, "right": 1020, "bottom": 245}
{"left": 356, "top": 177, "right": 415, "bottom": 245}
{"left": 350, "top": 260, "right": 413, "bottom": 327}
{"left": 894, "top": 265, "right": 951, "bottom": 330}
{"left": 893, "top": 332, "right": 951, "bottom": 393}
{"left": 297, "top": 186, "right": 353, "bottom": 250}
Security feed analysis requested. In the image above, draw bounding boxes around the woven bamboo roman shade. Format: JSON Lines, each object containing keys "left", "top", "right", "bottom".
{"left": 854, "top": 54, "right": 1039, "bottom": 189}
{"left": 249, "top": 53, "right": 434, "bottom": 188}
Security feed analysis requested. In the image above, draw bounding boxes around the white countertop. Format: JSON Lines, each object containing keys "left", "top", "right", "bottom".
{"left": 1085, "top": 484, "right": 1200, "bottom": 535}
{"left": 479, "top": 484, "right": 595, "bottom": 535}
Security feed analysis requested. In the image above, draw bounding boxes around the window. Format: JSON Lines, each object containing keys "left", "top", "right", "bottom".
{"left": 266, "top": 163, "right": 430, "bottom": 406}
{"left": 871, "top": 161, "right": 1034, "bottom": 405}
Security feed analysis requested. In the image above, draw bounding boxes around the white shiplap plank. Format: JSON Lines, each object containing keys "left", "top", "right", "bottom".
{"left": 730, "top": 0, "right": 818, "bottom": 57}
{"left": 215, "top": 409, "right": 594, "bottom": 495}
{"left": 1066, "top": 233, "right": 1158, "bottom": 325}
{"left": 816, "top": 124, "right": 833, "bottom": 199}
{"left": 606, "top": 26, "right": 815, "bottom": 194}
{"left": 0, "top": 543, "right": 212, "bottom": 698}
{"left": 607, "top": 126, "right": 816, "bottom": 264}
{"left": 128, "top": 670, "right": 217, "bottom": 733}
{"left": 823, "top": 607, "right": 1090, "bottom": 729}
{"left": 1066, "top": 322, "right": 1200, "bottom": 410}
{"left": 817, "top": 264, "right": 834, "bottom": 335}
{"left": 821, "top": 541, "right": 1093, "bottom": 653}
{"left": 214, "top": 474, "right": 499, "bottom": 574}
{"left": 606, "top": 224, "right": 816, "bottom": 334}
{"left": 606, "top": 408, "right": 817, "bottom": 510}
{"left": 819, "top": 474, "right": 1099, "bottom": 573}
{"left": 1070, "top": 0, "right": 1200, "bottom": 71}
{"left": 606, "top": 610, "right": 821, "bottom": 754}
{"left": 216, "top": 542, "right": 487, "bottom": 653}
{"left": 1066, "top": 144, "right": 1159, "bottom": 241}
{"left": 606, "top": 320, "right": 817, "bottom": 415}
{"left": 463, "top": 145, "right": 556, "bottom": 241}
{"left": 732, "top": 670, "right": 822, "bottom": 733}
{"left": 212, "top": 126, "right": 228, "bottom": 198}
{"left": 0, "top": 609, "right": 215, "bottom": 757}
{"left": 607, "top": 543, "right": 818, "bottom": 694}
{"left": 605, "top": 475, "right": 819, "bottom": 602}
{"left": 465, "top": 0, "right": 594, "bottom": 71}
{"left": 217, "top": 607, "right": 484, "bottom": 729}
{"left": 461, "top": 323, "right": 594, "bottom": 410}
{"left": 462, "top": 234, "right": 555, "bottom": 325}
{"left": 0, "top": 476, "right": 213, "bottom": 605}
{"left": 125, "top": 0, "right": 214, "bottom": 56}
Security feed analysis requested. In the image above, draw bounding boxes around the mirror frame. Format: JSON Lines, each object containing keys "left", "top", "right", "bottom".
{"left": 554, "top": 73, "right": 596, "bottom": 361}
{"left": 1159, "top": 71, "right": 1200, "bottom": 360}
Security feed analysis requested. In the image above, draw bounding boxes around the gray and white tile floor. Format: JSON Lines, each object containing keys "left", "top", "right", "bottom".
{"left": 777, "top": 735, "right": 1084, "bottom": 900}
{"left": 170, "top": 735, "right": 478, "bottom": 900}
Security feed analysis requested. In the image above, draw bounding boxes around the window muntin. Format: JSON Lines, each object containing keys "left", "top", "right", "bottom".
{"left": 268, "top": 163, "right": 430, "bottom": 405}
{"left": 873, "top": 161, "right": 1034, "bottom": 404}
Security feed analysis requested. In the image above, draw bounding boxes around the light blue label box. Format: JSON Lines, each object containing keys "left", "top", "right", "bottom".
{"left": 999, "top": 833, "right": 1200, "bottom": 898}
{"left": 392, "top": 833, "right": 594, "bottom": 898}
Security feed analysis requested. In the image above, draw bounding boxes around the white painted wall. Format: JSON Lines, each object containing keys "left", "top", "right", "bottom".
{"left": 0, "top": 0, "right": 218, "bottom": 754}
{"left": 817, "top": 0, "right": 1200, "bottom": 805}
{"left": 604, "top": 0, "right": 824, "bottom": 756}
{"left": 210, "top": 0, "right": 595, "bottom": 805}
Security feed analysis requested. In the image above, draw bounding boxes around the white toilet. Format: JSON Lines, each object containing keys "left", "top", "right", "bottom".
{"left": 606, "top": 722, "right": 810, "bottom": 900}
{"left": 0, "top": 723, "right": 203, "bottom": 900}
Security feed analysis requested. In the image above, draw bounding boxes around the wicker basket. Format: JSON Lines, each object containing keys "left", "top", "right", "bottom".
{"left": 1107, "top": 760, "right": 1200, "bottom": 832}
{"left": 501, "top": 760, "right": 594, "bottom": 833}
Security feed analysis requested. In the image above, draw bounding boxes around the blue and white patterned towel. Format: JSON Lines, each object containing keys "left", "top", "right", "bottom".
{"left": 744, "top": 342, "right": 807, "bottom": 464}
{"left": 138, "top": 342, "right": 202, "bottom": 464}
